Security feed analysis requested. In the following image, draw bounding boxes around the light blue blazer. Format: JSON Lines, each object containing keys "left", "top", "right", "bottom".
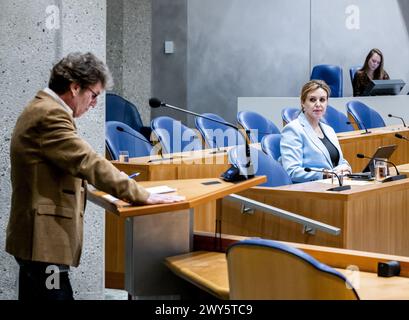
{"left": 280, "top": 113, "right": 350, "bottom": 183}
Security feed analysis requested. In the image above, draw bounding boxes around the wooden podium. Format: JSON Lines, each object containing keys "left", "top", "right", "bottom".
{"left": 105, "top": 149, "right": 232, "bottom": 288}
{"left": 88, "top": 176, "right": 265, "bottom": 298}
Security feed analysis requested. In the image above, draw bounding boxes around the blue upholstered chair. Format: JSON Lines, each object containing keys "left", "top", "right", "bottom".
{"left": 322, "top": 105, "right": 354, "bottom": 133}
{"left": 310, "top": 64, "right": 343, "bottom": 97}
{"left": 227, "top": 238, "right": 360, "bottom": 300}
{"left": 151, "top": 116, "right": 202, "bottom": 154}
{"left": 261, "top": 133, "right": 282, "bottom": 161}
{"left": 281, "top": 107, "right": 300, "bottom": 126}
{"left": 237, "top": 110, "right": 280, "bottom": 143}
{"left": 349, "top": 66, "right": 361, "bottom": 86}
{"left": 228, "top": 145, "right": 291, "bottom": 187}
{"left": 106, "top": 93, "right": 151, "bottom": 141}
{"left": 106, "top": 121, "right": 153, "bottom": 160}
{"left": 346, "top": 100, "right": 386, "bottom": 129}
{"left": 195, "top": 113, "right": 246, "bottom": 149}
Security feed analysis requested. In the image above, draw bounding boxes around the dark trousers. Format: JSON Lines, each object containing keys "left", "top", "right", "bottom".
{"left": 16, "top": 258, "right": 74, "bottom": 300}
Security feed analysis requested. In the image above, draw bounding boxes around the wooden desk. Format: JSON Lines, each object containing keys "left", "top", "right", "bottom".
{"left": 105, "top": 128, "right": 409, "bottom": 288}
{"left": 89, "top": 177, "right": 266, "bottom": 297}
{"left": 165, "top": 234, "right": 409, "bottom": 300}
{"left": 109, "top": 127, "right": 409, "bottom": 226}
{"left": 337, "top": 125, "right": 409, "bottom": 172}
{"left": 221, "top": 177, "right": 409, "bottom": 257}
{"left": 105, "top": 149, "right": 231, "bottom": 288}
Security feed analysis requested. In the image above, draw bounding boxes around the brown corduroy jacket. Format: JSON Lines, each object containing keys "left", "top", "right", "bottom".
{"left": 6, "top": 91, "right": 149, "bottom": 266}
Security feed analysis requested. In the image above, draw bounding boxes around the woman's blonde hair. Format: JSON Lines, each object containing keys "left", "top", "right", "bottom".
{"left": 300, "top": 80, "right": 331, "bottom": 105}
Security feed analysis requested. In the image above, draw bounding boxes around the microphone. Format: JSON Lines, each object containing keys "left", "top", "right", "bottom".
{"left": 150, "top": 97, "right": 233, "bottom": 155}
{"left": 149, "top": 98, "right": 244, "bottom": 132}
{"left": 116, "top": 126, "right": 172, "bottom": 162}
{"left": 356, "top": 153, "right": 407, "bottom": 182}
{"left": 346, "top": 120, "right": 371, "bottom": 134}
{"left": 304, "top": 167, "right": 351, "bottom": 192}
{"left": 149, "top": 98, "right": 254, "bottom": 181}
{"left": 388, "top": 114, "right": 407, "bottom": 127}
{"left": 395, "top": 133, "right": 409, "bottom": 142}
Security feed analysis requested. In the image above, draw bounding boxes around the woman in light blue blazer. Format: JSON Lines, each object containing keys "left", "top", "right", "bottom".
{"left": 281, "top": 80, "right": 351, "bottom": 183}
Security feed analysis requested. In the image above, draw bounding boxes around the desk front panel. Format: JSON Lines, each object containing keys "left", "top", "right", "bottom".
{"left": 221, "top": 179, "right": 409, "bottom": 257}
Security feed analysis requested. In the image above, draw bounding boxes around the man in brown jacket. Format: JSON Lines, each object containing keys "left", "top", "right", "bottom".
{"left": 6, "top": 52, "right": 184, "bottom": 300}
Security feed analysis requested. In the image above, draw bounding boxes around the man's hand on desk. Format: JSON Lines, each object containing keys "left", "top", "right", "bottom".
{"left": 145, "top": 193, "right": 186, "bottom": 204}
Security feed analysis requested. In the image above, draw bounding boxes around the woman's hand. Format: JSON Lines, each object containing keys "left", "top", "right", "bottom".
{"left": 334, "top": 164, "right": 352, "bottom": 176}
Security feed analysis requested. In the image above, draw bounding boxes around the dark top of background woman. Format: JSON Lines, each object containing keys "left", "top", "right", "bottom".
{"left": 353, "top": 48, "right": 389, "bottom": 96}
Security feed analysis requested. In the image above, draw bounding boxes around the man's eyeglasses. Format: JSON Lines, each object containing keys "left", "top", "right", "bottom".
{"left": 86, "top": 87, "right": 99, "bottom": 100}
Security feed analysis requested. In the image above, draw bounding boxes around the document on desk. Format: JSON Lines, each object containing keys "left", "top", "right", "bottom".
{"left": 145, "top": 185, "right": 177, "bottom": 194}
{"left": 102, "top": 194, "right": 131, "bottom": 207}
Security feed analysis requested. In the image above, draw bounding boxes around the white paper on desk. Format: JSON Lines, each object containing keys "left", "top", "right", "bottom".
{"left": 102, "top": 194, "right": 131, "bottom": 207}
{"left": 102, "top": 194, "right": 120, "bottom": 202}
{"left": 145, "top": 185, "right": 177, "bottom": 194}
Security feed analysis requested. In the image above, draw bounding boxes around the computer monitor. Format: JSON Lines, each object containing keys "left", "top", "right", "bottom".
{"left": 363, "top": 79, "right": 405, "bottom": 96}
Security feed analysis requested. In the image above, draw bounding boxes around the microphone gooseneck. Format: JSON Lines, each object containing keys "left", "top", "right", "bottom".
{"left": 388, "top": 114, "right": 407, "bottom": 127}
{"left": 346, "top": 120, "right": 370, "bottom": 134}
{"left": 305, "top": 167, "right": 343, "bottom": 186}
{"left": 116, "top": 126, "right": 151, "bottom": 144}
{"left": 149, "top": 97, "right": 254, "bottom": 179}
{"left": 149, "top": 97, "right": 240, "bottom": 130}
{"left": 304, "top": 167, "right": 351, "bottom": 191}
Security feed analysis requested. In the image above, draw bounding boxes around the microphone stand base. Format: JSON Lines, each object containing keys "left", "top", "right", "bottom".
{"left": 327, "top": 185, "right": 351, "bottom": 192}
{"left": 381, "top": 174, "right": 407, "bottom": 183}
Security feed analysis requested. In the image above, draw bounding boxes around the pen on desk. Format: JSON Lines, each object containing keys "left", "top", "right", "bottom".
{"left": 128, "top": 172, "right": 140, "bottom": 179}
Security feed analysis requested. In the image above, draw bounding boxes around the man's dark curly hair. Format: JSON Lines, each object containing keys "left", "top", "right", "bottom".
{"left": 48, "top": 52, "right": 113, "bottom": 94}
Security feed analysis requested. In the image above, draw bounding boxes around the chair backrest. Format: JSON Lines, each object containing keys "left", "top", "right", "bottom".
{"left": 322, "top": 105, "right": 354, "bottom": 133}
{"left": 237, "top": 110, "right": 280, "bottom": 143}
{"left": 228, "top": 145, "right": 292, "bottom": 187}
{"left": 106, "top": 93, "right": 152, "bottom": 140}
{"left": 281, "top": 107, "right": 300, "bottom": 126}
{"left": 106, "top": 121, "right": 152, "bottom": 160}
{"left": 151, "top": 116, "right": 202, "bottom": 154}
{"left": 227, "top": 238, "right": 360, "bottom": 300}
{"left": 195, "top": 113, "right": 246, "bottom": 149}
{"left": 261, "top": 133, "right": 282, "bottom": 161}
{"left": 346, "top": 100, "right": 386, "bottom": 129}
{"left": 310, "top": 64, "right": 343, "bottom": 97}
{"left": 106, "top": 93, "right": 144, "bottom": 130}
{"left": 349, "top": 65, "right": 361, "bottom": 85}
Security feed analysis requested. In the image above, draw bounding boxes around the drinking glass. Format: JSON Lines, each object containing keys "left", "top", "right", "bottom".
{"left": 119, "top": 150, "right": 129, "bottom": 162}
{"left": 374, "top": 159, "right": 388, "bottom": 181}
